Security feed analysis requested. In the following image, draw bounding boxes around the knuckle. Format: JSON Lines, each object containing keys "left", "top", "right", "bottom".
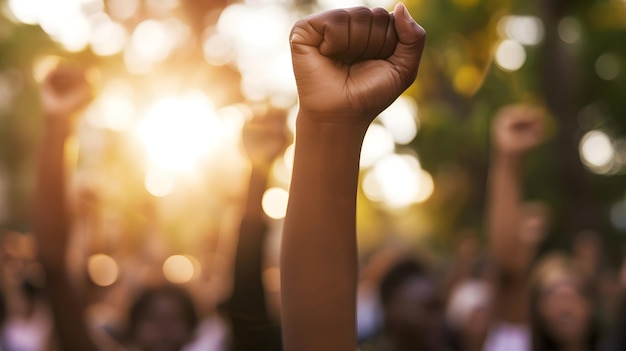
{"left": 331, "top": 9, "right": 351, "bottom": 25}
{"left": 349, "top": 6, "right": 372, "bottom": 22}
{"left": 371, "top": 7, "right": 390, "bottom": 21}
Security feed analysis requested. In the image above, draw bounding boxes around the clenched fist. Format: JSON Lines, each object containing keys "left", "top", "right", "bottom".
{"left": 492, "top": 104, "right": 545, "bottom": 157}
{"left": 290, "top": 3, "right": 426, "bottom": 125}
{"left": 242, "top": 107, "right": 290, "bottom": 169}
{"left": 41, "top": 65, "right": 93, "bottom": 119}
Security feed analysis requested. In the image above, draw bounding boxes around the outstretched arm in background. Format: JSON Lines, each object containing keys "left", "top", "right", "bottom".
{"left": 230, "top": 109, "right": 288, "bottom": 351}
{"left": 486, "top": 105, "right": 545, "bottom": 323}
{"left": 281, "top": 4, "right": 426, "bottom": 351}
{"left": 33, "top": 66, "right": 97, "bottom": 350}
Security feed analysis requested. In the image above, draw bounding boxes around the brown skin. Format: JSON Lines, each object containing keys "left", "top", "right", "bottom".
{"left": 241, "top": 109, "right": 289, "bottom": 174}
{"left": 487, "top": 105, "right": 546, "bottom": 324}
{"left": 530, "top": 257, "right": 592, "bottom": 351}
{"left": 229, "top": 110, "right": 288, "bottom": 351}
{"left": 281, "top": 4, "right": 425, "bottom": 351}
{"left": 539, "top": 280, "right": 590, "bottom": 349}
{"left": 34, "top": 67, "right": 197, "bottom": 351}
{"left": 34, "top": 65, "right": 97, "bottom": 351}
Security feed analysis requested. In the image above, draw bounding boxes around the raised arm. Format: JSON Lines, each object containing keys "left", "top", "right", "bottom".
{"left": 230, "top": 109, "right": 288, "bottom": 351}
{"left": 486, "top": 105, "right": 545, "bottom": 322}
{"left": 281, "top": 4, "right": 425, "bottom": 350}
{"left": 487, "top": 105, "right": 545, "bottom": 275}
{"left": 33, "top": 65, "right": 97, "bottom": 350}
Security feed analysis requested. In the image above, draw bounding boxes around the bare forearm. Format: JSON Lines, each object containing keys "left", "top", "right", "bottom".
{"left": 281, "top": 116, "right": 367, "bottom": 351}
{"left": 231, "top": 166, "right": 273, "bottom": 336}
{"left": 244, "top": 167, "right": 270, "bottom": 220}
{"left": 34, "top": 116, "right": 96, "bottom": 350}
{"left": 34, "top": 117, "right": 72, "bottom": 266}
{"left": 487, "top": 153, "right": 529, "bottom": 273}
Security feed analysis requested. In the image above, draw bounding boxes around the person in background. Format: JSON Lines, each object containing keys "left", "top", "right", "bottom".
{"left": 0, "top": 231, "right": 50, "bottom": 351}
{"left": 360, "top": 256, "right": 458, "bottom": 351}
{"left": 483, "top": 105, "right": 547, "bottom": 351}
{"left": 528, "top": 254, "right": 599, "bottom": 351}
{"left": 444, "top": 232, "right": 493, "bottom": 351}
{"left": 280, "top": 3, "right": 426, "bottom": 351}
{"left": 484, "top": 105, "right": 600, "bottom": 351}
{"left": 227, "top": 108, "right": 287, "bottom": 351}
{"left": 33, "top": 65, "right": 200, "bottom": 351}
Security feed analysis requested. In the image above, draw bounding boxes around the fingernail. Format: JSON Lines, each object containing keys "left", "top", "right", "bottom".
{"left": 401, "top": 3, "right": 412, "bottom": 22}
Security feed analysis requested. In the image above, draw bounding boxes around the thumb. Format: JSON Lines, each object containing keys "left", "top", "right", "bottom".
{"left": 387, "top": 3, "right": 426, "bottom": 89}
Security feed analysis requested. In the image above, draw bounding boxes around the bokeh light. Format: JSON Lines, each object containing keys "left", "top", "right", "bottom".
{"left": 498, "top": 16, "right": 544, "bottom": 46}
{"left": 85, "top": 79, "right": 136, "bottom": 131}
{"left": 495, "top": 39, "right": 527, "bottom": 72}
{"left": 9, "top": 0, "right": 97, "bottom": 51}
{"left": 453, "top": 65, "right": 483, "bottom": 96}
{"left": 272, "top": 144, "right": 295, "bottom": 186}
{"left": 595, "top": 53, "right": 621, "bottom": 81}
{"left": 262, "top": 187, "right": 289, "bottom": 220}
{"left": 88, "top": 13, "right": 127, "bottom": 56}
{"left": 360, "top": 124, "right": 395, "bottom": 168}
{"left": 611, "top": 200, "right": 626, "bottom": 231}
{"left": 216, "top": 3, "right": 296, "bottom": 103}
{"left": 283, "top": 144, "right": 295, "bottom": 174}
{"left": 144, "top": 166, "right": 175, "bottom": 197}
{"left": 107, "top": 0, "right": 139, "bottom": 20}
{"left": 87, "top": 254, "right": 119, "bottom": 287}
{"left": 124, "top": 20, "right": 171, "bottom": 73}
{"left": 137, "top": 92, "right": 222, "bottom": 172}
{"left": 579, "top": 130, "right": 615, "bottom": 172}
{"left": 203, "top": 28, "right": 236, "bottom": 67}
{"left": 163, "top": 255, "right": 195, "bottom": 284}
{"left": 362, "top": 154, "right": 434, "bottom": 209}
{"left": 377, "top": 96, "right": 419, "bottom": 145}
{"left": 8, "top": 0, "right": 42, "bottom": 25}
{"left": 558, "top": 17, "right": 582, "bottom": 44}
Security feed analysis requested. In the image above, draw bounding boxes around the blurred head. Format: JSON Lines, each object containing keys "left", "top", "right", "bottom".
{"left": 128, "top": 284, "right": 199, "bottom": 351}
{"left": 530, "top": 254, "right": 597, "bottom": 351}
{"left": 379, "top": 259, "right": 445, "bottom": 349}
{"left": 446, "top": 280, "right": 491, "bottom": 344}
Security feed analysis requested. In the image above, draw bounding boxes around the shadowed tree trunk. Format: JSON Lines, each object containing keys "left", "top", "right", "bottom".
{"left": 540, "top": 0, "right": 601, "bottom": 242}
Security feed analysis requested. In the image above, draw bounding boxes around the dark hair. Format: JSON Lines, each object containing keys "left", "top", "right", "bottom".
{"left": 379, "top": 258, "right": 429, "bottom": 306}
{"left": 127, "top": 284, "right": 199, "bottom": 337}
{"left": 529, "top": 256, "right": 600, "bottom": 351}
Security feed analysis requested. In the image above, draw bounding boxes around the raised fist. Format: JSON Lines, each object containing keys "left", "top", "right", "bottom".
{"left": 41, "top": 65, "right": 93, "bottom": 119}
{"left": 290, "top": 3, "right": 426, "bottom": 125}
{"left": 492, "top": 104, "right": 545, "bottom": 157}
{"left": 242, "top": 107, "right": 290, "bottom": 168}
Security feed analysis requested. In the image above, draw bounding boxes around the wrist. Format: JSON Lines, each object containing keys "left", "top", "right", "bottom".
{"left": 295, "top": 112, "right": 370, "bottom": 145}
{"left": 492, "top": 151, "right": 524, "bottom": 171}
{"left": 43, "top": 114, "right": 74, "bottom": 135}
{"left": 249, "top": 160, "right": 275, "bottom": 175}
{"left": 493, "top": 148, "right": 524, "bottom": 162}
{"left": 297, "top": 106, "right": 375, "bottom": 128}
